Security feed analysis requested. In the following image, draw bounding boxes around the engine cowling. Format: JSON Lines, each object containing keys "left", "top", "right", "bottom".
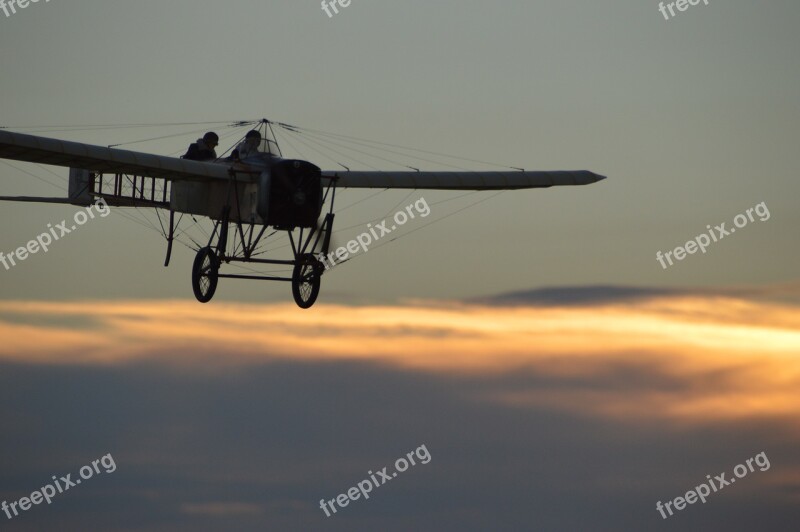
{"left": 257, "top": 160, "right": 322, "bottom": 229}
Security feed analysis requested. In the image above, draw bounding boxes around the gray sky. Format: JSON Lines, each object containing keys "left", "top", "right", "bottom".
{"left": 0, "top": 0, "right": 798, "bottom": 304}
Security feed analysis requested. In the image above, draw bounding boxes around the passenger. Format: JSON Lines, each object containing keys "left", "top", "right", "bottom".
{"left": 232, "top": 130, "right": 262, "bottom": 161}
{"left": 182, "top": 132, "right": 219, "bottom": 162}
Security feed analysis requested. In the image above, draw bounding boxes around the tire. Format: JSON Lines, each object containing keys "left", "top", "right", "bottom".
{"left": 192, "top": 247, "right": 219, "bottom": 303}
{"left": 292, "top": 254, "right": 322, "bottom": 309}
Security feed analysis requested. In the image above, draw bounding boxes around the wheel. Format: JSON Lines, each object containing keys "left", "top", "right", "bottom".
{"left": 292, "top": 254, "right": 322, "bottom": 309}
{"left": 192, "top": 247, "right": 219, "bottom": 303}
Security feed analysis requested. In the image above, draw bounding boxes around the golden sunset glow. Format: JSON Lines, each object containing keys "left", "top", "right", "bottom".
{"left": 1, "top": 294, "right": 799, "bottom": 424}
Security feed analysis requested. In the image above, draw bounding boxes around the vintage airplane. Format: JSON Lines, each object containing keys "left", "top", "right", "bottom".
{"left": 0, "top": 119, "right": 606, "bottom": 308}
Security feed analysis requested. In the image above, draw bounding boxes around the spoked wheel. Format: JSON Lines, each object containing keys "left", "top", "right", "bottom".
{"left": 292, "top": 254, "right": 323, "bottom": 309}
{"left": 192, "top": 247, "right": 220, "bottom": 303}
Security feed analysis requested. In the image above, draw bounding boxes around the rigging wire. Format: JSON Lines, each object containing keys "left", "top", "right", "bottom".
{"left": 282, "top": 123, "right": 525, "bottom": 171}
{"left": 281, "top": 127, "right": 366, "bottom": 170}
{"left": 339, "top": 190, "right": 508, "bottom": 264}
{"left": 281, "top": 125, "right": 418, "bottom": 171}
{"left": 292, "top": 127, "right": 469, "bottom": 171}
{"left": 107, "top": 125, "right": 230, "bottom": 148}
{"left": 0, "top": 160, "right": 65, "bottom": 191}
{"left": 0, "top": 120, "right": 251, "bottom": 133}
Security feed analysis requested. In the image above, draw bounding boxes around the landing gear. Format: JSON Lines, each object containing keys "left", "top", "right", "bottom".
{"left": 292, "top": 254, "right": 323, "bottom": 309}
{"left": 191, "top": 246, "right": 219, "bottom": 303}
{"left": 185, "top": 169, "right": 338, "bottom": 308}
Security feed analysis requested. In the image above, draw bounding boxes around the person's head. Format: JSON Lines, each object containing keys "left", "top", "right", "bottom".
{"left": 245, "top": 130, "right": 262, "bottom": 145}
{"left": 203, "top": 132, "right": 219, "bottom": 148}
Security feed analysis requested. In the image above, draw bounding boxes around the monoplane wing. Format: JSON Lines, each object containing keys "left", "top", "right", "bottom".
{"left": 0, "top": 130, "right": 607, "bottom": 192}
{"left": 0, "top": 130, "right": 235, "bottom": 182}
{"left": 321, "top": 170, "right": 605, "bottom": 190}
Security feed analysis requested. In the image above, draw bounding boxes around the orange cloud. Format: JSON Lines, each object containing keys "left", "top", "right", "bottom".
{"left": 1, "top": 294, "right": 799, "bottom": 423}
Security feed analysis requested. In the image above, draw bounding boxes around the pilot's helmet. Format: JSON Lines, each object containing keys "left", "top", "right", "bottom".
{"left": 246, "top": 130, "right": 262, "bottom": 141}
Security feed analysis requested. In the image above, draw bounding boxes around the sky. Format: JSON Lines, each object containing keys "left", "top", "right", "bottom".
{"left": 0, "top": 1, "right": 799, "bottom": 530}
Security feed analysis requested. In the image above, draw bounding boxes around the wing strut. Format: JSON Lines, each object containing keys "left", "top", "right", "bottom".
{"left": 164, "top": 209, "right": 176, "bottom": 267}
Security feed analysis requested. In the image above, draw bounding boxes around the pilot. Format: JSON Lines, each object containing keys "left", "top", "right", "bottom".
{"left": 182, "top": 132, "right": 219, "bottom": 161}
{"left": 232, "top": 130, "right": 262, "bottom": 161}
